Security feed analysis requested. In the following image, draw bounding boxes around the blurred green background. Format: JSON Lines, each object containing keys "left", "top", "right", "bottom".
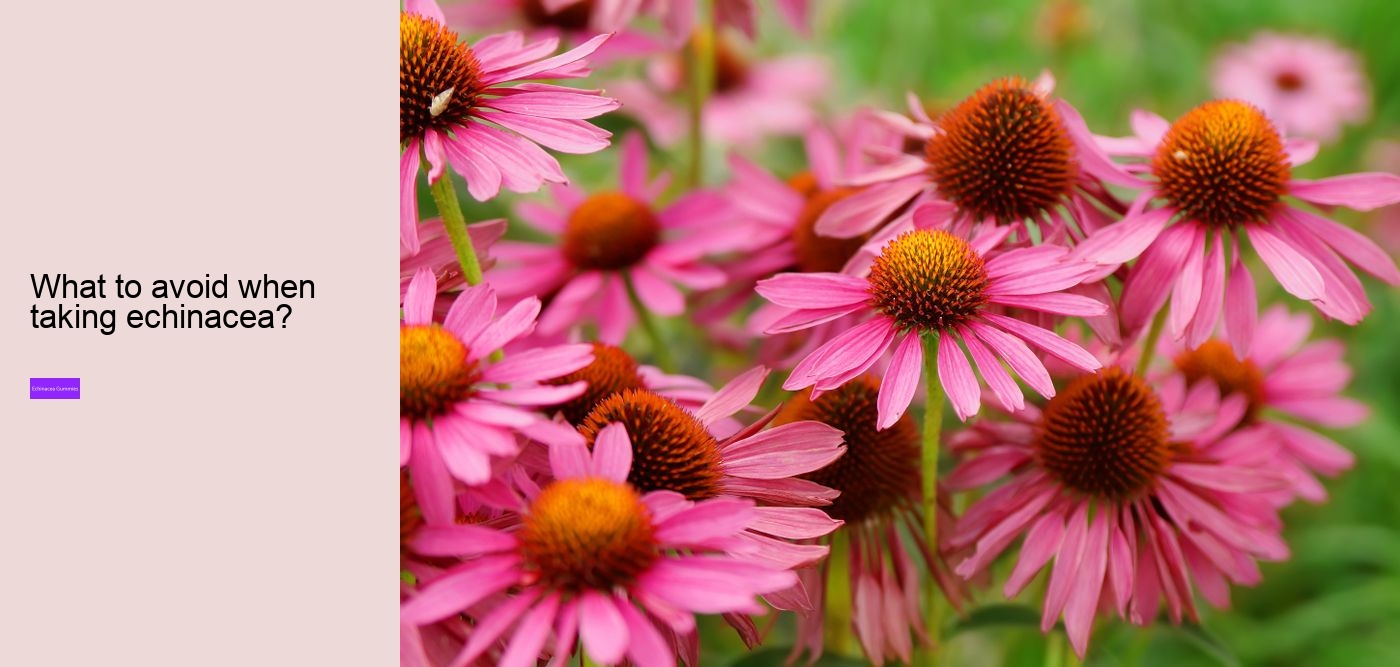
{"left": 449, "top": 0, "right": 1400, "bottom": 664}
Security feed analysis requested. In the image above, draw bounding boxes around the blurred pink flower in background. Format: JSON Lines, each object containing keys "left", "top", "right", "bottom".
{"left": 1211, "top": 31, "right": 1370, "bottom": 143}
{"left": 647, "top": 0, "right": 811, "bottom": 43}
{"left": 491, "top": 133, "right": 738, "bottom": 344}
{"left": 400, "top": 0, "right": 618, "bottom": 252}
{"left": 612, "top": 33, "right": 829, "bottom": 148}
{"left": 441, "top": 0, "right": 666, "bottom": 66}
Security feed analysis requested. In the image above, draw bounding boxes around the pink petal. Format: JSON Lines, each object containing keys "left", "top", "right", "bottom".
{"left": 635, "top": 269, "right": 689, "bottom": 321}
{"left": 401, "top": 268, "right": 437, "bottom": 326}
{"left": 1042, "top": 504, "right": 1089, "bottom": 632}
{"left": 407, "top": 424, "right": 455, "bottom": 525}
{"left": 755, "top": 272, "right": 873, "bottom": 309}
{"left": 654, "top": 497, "right": 754, "bottom": 545}
{"left": 1247, "top": 224, "right": 1325, "bottom": 300}
{"left": 748, "top": 506, "right": 842, "bottom": 539}
{"left": 966, "top": 322, "right": 1054, "bottom": 398}
{"left": 722, "top": 422, "right": 846, "bottom": 478}
{"left": 876, "top": 331, "right": 924, "bottom": 429}
{"left": 549, "top": 432, "right": 593, "bottom": 480}
{"left": 937, "top": 333, "right": 981, "bottom": 421}
{"left": 499, "top": 594, "right": 561, "bottom": 667}
{"left": 1063, "top": 511, "right": 1109, "bottom": 658}
{"left": 412, "top": 524, "right": 517, "bottom": 557}
{"left": 1072, "top": 206, "right": 1175, "bottom": 265}
{"left": 480, "top": 342, "right": 595, "bottom": 385}
{"left": 815, "top": 176, "right": 928, "bottom": 238}
{"left": 785, "top": 318, "right": 895, "bottom": 391}
{"left": 1289, "top": 172, "right": 1400, "bottom": 211}
{"left": 981, "top": 313, "right": 1102, "bottom": 372}
{"left": 400, "top": 556, "right": 519, "bottom": 625}
{"left": 618, "top": 602, "right": 673, "bottom": 667}
{"left": 960, "top": 328, "right": 1024, "bottom": 413}
{"left": 592, "top": 422, "right": 633, "bottom": 482}
{"left": 1224, "top": 251, "right": 1258, "bottom": 359}
{"left": 1167, "top": 226, "right": 1207, "bottom": 340}
{"left": 400, "top": 146, "right": 422, "bottom": 253}
{"left": 695, "top": 366, "right": 769, "bottom": 426}
{"left": 1185, "top": 234, "right": 1226, "bottom": 348}
{"left": 1283, "top": 206, "right": 1400, "bottom": 285}
{"left": 1004, "top": 513, "right": 1065, "bottom": 597}
{"left": 579, "top": 592, "right": 629, "bottom": 665}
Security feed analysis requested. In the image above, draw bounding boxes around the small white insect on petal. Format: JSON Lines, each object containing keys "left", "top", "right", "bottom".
{"left": 429, "top": 88, "right": 455, "bottom": 118}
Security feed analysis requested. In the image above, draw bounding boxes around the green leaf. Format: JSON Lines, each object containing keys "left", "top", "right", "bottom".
{"left": 946, "top": 603, "right": 1043, "bottom": 637}
{"left": 726, "top": 647, "right": 866, "bottom": 667}
{"left": 1172, "top": 623, "right": 1241, "bottom": 667}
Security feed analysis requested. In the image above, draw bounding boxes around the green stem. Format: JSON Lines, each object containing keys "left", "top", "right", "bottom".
{"left": 1045, "top": 631, "right": 1066, "bottom": 667}
{"left": 623, "top": 274, "right": 678, "bottom": 373}
{"left": 424, "top": 167, "right": 485, "bottom": 287}
{"left": 1136, "top": 305, "right": 1168, "bottom": 377}
{"left": 685, "top": 2, "right": 715, "bottom": 187}
{"left": 823, "top": 530, "right": 855, "bottom": 657}
{"left": 919, "top": 332, "right": 946, "bottom": 666}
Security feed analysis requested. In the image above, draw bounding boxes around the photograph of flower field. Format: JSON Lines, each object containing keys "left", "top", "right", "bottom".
{"left": 399, "top": 1, "right": 1400, "bottom": 665}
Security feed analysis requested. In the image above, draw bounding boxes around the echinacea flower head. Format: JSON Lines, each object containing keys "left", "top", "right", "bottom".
{"left": 492, "top": 132, "right": 736, "bottom": 344}
{"left": 776, "top": 377, "right": 967, "bottom": 666}
{"left": 1080, "top": 99, "right": 1400, "bottom": 351}
{"left": 575, "top": 367, "right": 846, "bottom": 507}
{"left": 1163, "top": 306, "right": 1363, "bottom": 502}
{"left": 816, "top": 75, "right": 1137, "bottom": 242}
{"left": 950, "top": 367, "right": 1289, "bottom": 658}
{"left": 399, "top": 0, "right": 619, "bottom": 252}
{"left": 758, "top": 227, "right": 1105, "bottom": 425}
{"left": 399, "top": 268, "right": 593, "bottom": 523}
{"left": 543, "top": 342, "right": 716, "bottom": 425}
{"left": 400, "top": 423, "right": 798, "bottom": 667}
{"left": 1211, "top": 31, "right": 1370, "bottom": 143}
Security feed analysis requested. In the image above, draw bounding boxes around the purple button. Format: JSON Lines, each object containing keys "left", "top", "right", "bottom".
{"left": 31, "top": 378, "right": 80, "bottom": 399}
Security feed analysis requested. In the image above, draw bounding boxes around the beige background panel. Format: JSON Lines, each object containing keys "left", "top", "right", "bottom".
{"left": 0, "top": 2, "right": 397, "bottom": 665}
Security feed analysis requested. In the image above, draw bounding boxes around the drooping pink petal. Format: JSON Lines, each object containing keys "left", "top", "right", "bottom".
{"left": 980, "top": 313, "right": 1101, "bottom": 372}
{"left": 1247, "top": 223, "right": 1325, "bottom": 300}
{"left": 1282, "top": 206, "right": 1400, "bottom": 284}
{"left": 966, "top": 322, "right": 1055, "bottom": 398}
{"left": 875, "top": 331, "right": 925, "bottom": 429}
{"left": 786, "top": 318, "right": 896, "bottom": 391}
{"left": 399, "top": 555, "right": 521, "bottom": 625}
{"left": 1168, "top": 226, "right": 1207, "bottom": 340}
{"left": 408, "top": 424, "right": 455, "bottom": 525}
{"left": 480, "top": 343, "right": 594, "bottom": 385}
{"left": 618, "top": 601, "right": 673, "bottom": 667}
{"left": 937, "top": 333, "right": 981, "bottom": 421}
{"left": 1186, "top": 234, "right": 1226, "bottom": 348}
{"left": 451, "top": 588, "right": 542, "bottom": 667}
{"left": 1063, "top": 511, "right": 1110, "bottom": 658}
{"left": 579, "top": 592, "right": 629, "bottom": 665}
{"left": 498, "top": 594, "right": 561, "bottom": 667}
{"left": 960, "top": 328, "right": 1024, "bottom": 413}
{"left": 1004, "top": 512, "right": 1065, "bottom": 597}
{"left": 401, "top": 145, "right": 422, "bottom": 253}
{"left": 1224, "top": 250, "right": 1258, "bottom": 358}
